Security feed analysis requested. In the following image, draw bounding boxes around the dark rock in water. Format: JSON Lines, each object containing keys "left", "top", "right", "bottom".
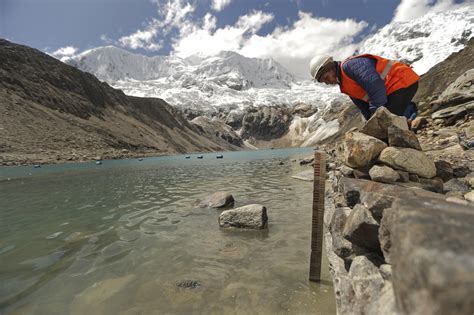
{"left": 176, "top": 280, "right": 201, "bottom": 289}
{"left": 197, "top": 155, "right": 203, "bottom": 159}
{"left": 435, "top": 160, "right": 454, "bottom": 182}
{"left": 390, "top": 198, "right": 474, "bottom": 315}
{"left": 185, "top": 156, "right": 191, "bottom": 159}
{"left": 443, "top": 178, "right": 470, "bottom": 193}
{"left": 299, "top": 157, "right": 314, "bottom": 165}
{"left": 218, "top": 204, "right": 268, "bottom": 229}
{"left": 216, "top": 154, "right": 223, "bottom": 159}
{"left": 343, "top": 204, "right": 381, "bottom": 253}
{"left": 198, "top": 191, "right": 234, "bottom": 208}
{"left": 360, "top": 107, "right": 408, "bottom": 142}
{"left": 453, "top": 165, "right": 470, "bottom": 178}
{"left": 387, "top": 126, "right": 422, "bottom": 150}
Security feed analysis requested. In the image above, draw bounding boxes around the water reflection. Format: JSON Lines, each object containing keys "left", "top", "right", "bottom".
{"left": 0, "top": 148, "right": 335, "bottom": 314}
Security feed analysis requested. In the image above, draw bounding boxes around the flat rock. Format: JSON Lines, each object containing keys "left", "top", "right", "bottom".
{"left": 390, "top": 198, "right": 474, "bottom": 315}
{"left": 464, "top": 191, "right": 474, "bottom": 202}
{"left": 379, "top": 147, "right": 436, "bottom": 179}
{"left": 361, "top": 107, "right": 408, "bottom": 142}
{"left": 342, "top": 131, "right": 387, "bottom": 168}
{"left": 198, "top": 191, "right": 235, "bottom": 208}
{"left": 218, "top": 204, "right": 268, "bottom": 229}
{"left": 387, "top": 126, "right": 422, "bottom": 150}
{"left": 369, "top": 165, "right": 400, "bottom": 184}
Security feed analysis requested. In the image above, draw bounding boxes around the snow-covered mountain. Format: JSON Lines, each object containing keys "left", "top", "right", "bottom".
{"left": 357, "top": 5, "right": 473, "bottom": 75}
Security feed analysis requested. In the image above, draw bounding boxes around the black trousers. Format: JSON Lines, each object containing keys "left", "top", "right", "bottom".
{"left": 385, "top": 81, "right": 419, "bottom": 116}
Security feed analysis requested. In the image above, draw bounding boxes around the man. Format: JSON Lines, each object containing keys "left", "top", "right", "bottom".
{"left": 309, "top": 54, "right": 420, "bottom": 121}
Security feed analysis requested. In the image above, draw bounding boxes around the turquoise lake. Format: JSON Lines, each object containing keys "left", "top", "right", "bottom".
{"left": 0, "top": 148, "right": 335, "bottom": 314}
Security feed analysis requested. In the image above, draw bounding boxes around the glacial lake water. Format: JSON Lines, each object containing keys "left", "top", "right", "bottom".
{"left": 0, "top": 148, "right": 336, "bottom": 314}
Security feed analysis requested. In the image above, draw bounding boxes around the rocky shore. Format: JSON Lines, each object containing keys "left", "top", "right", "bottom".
{"left": 318, "top": 101, "right": 473, "bottom": 314}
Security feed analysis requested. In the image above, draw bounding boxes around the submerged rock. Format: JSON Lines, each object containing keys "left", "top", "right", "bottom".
{"left": 218, "top": 204, "right": 268, "bottom": 229}
{"left": 198, "top": 191, "right": 235, "bottom": 208}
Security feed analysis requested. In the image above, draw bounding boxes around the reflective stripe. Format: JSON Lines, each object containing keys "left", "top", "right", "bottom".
{"left": 362, "top": 60, "right": 395, "bottom": 102}
{"left": 380, "top": 60, "right": 395, "bottom": 80}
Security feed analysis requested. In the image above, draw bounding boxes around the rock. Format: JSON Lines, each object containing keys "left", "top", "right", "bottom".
{"left": 467, "top": 176, "right": 474, "bottom": 188}
{"left": 379, "top": 264, "right": 392, "bottom": 281}
{"left": 343, "top": 204, "right": 381, "bottom": 253}
{"left": 360, "top": 193, "right": 395, "bottom": 223}
{"left": 340, "top": 165, "right": 354, "bottom": 176}
{"left": 396, "top": 170, "right": 410, "bottom": 182}
{"left": 453, "top": 165, "right": 471, "bottom": 178}
{"left": 431, "top": 101, "right": 474, "bottom": 126}
{"left": 435, "top": 160, "right": 454, "bottom": 182}
{"left": 218, "top": 204, "right": 268, "bottom": 229}
{"left": 390, "top": 198, "right": 474, "bottom": 315}
{"left": 410, "top": 116, "right": 428, "bottom": 132}
{"left": 464, "top": 191, "right": 474, "bottom": 202}
{"left": 387, "top": 126, "right": 422, "bottom": 150}
{"left": 369, "top": 165, "right": 400, "bottom": 184}
{"left": 349, "top": 255, "right": 385, "bottom": 311}
{"left": 365, "top": 282, "right": 398, "bottom": 315}
{"left": 299, "top": 157, "right": 314, "bottom": 165}
{"left": 433, "top": 118, "right": 444, "bottom": 125}
{"left": 291, "top": 170, "right": 313, "bottom": 182}
{"left": 379, "top": 208, "right": 396, "bottom": 264}
{"left": 329, "top": 207, "right": 354, "bottom": 259}
{"left": 361, "top": 107, "right": 409, "bottom": 142}
{"left": 176, "top": 280, "right": 201, "bottom": 289}
{"left": 198, "top": 191, "right": 235, "bottom": 208}
{"left": 443, "top": 178, "right": 470, "bottom": 193}
{"left": 353, "top": 169, "right": 370, "bottom": 180}
{"left": 418, "top": 177, "right": 444, "bottom": 193}
{"left": 408, "top": 174, "right": 420, "bottom": 182}
{"left": 446, "top": 196, "right": 469, "bottom": 205}
{"left": 342, "top": 132, "right": 387, "bottom": 168}
{"left": 378, "top": 147, "right": 437, "bottom": 178}
{"left": 431, "top": 69, "right": 474, "bottom": 112}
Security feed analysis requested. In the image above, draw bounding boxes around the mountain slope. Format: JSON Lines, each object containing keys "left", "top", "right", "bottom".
{"left": 0, "top": 39, "right": 241, "bottom": 165}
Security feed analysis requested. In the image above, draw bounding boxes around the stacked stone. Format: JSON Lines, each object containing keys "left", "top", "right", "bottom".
{"left": 324, "top": 107, "right": 474, "bottom": 315}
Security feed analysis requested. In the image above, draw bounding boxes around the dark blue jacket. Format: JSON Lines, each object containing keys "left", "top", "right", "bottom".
{"left": 336, "top": 58, "right": 386, "bottom": 120}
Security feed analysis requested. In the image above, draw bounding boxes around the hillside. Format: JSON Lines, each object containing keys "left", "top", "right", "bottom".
{"left": 0, "top": 39, "right": 242, "bottom": 166}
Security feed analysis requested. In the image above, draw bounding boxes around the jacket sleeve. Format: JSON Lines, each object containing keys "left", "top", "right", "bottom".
{"left": 343, "top": 57, "right": 387, "bottom": 113}
{"left": 350, "top": 97, "right": 371, "bottom": 120}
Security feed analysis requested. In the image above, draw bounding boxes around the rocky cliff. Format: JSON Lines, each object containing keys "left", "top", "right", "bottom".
{"left": 0, "top": 39, "right": 243, "bottom": 165}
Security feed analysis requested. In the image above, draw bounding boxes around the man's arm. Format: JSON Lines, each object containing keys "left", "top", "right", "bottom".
{"left": 350, "top": 97, "right": 371, "bottom": 120}
{"left": 343, "top": 58, "right": 387, "bottom": 114}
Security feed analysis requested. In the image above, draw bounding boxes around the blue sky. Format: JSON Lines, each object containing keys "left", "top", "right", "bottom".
{"left": 0, "top": 0, "right": 469, "bottom": 77}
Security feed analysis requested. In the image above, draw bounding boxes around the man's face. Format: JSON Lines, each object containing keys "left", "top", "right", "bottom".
{"left": 318, "top": 67, "right": 337, "bottom": 85}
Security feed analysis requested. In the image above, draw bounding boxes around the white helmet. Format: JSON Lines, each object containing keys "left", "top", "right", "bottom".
{"left": 309, "top": 55, "right": 333, "bottom": 80}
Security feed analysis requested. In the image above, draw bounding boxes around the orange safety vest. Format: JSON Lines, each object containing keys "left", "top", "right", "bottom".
{"left": 339, "top": 54, "right": 420, "bottom": 102}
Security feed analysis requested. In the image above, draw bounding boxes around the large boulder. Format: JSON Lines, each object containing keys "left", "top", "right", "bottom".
{"left": 387, "top": 126, "right": 422, "bottom": 150}
{"left": 198, "top": 191, "right": 235, "bottom": 208}
{"left": 342, "top": 132, "right": 387, "bottom": 168}
{"left": 369, "top": 165, "right": 400, "bottom": 184}
{"left": 361, "top": 107, "right": 408, "bottom": 142}
{"left": 343, "top": 204, "right": 381, "bottom": 253}
{"left": 390, "top": 198, "right": 474, "bottom": 315}
{"left": 218, "top": 204, "right": 268, "bottom": 229}
{"left": 431, "top": 69, "right": 474, "bottom": 112}
{"left": 378, "top": 147, "right": 437, "bottom": 178}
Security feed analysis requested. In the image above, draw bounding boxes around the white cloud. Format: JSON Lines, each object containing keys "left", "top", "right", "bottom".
{"left": 118, "top": 0, "right": 195, "bottom": 51}
{"left": 392, "top": 0, "right": 466, "bottom": 22}
{"left": 211, "top": 0, "right": 231, "bottom": 11}
{"left": 51, "top": 46, "right": 79, "bottom": 61}
{"left": 172, "top": 11, "right": 367, "bottom": 79}
{"left": 173, "top": 10, "right": 274, "bottom": 58}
